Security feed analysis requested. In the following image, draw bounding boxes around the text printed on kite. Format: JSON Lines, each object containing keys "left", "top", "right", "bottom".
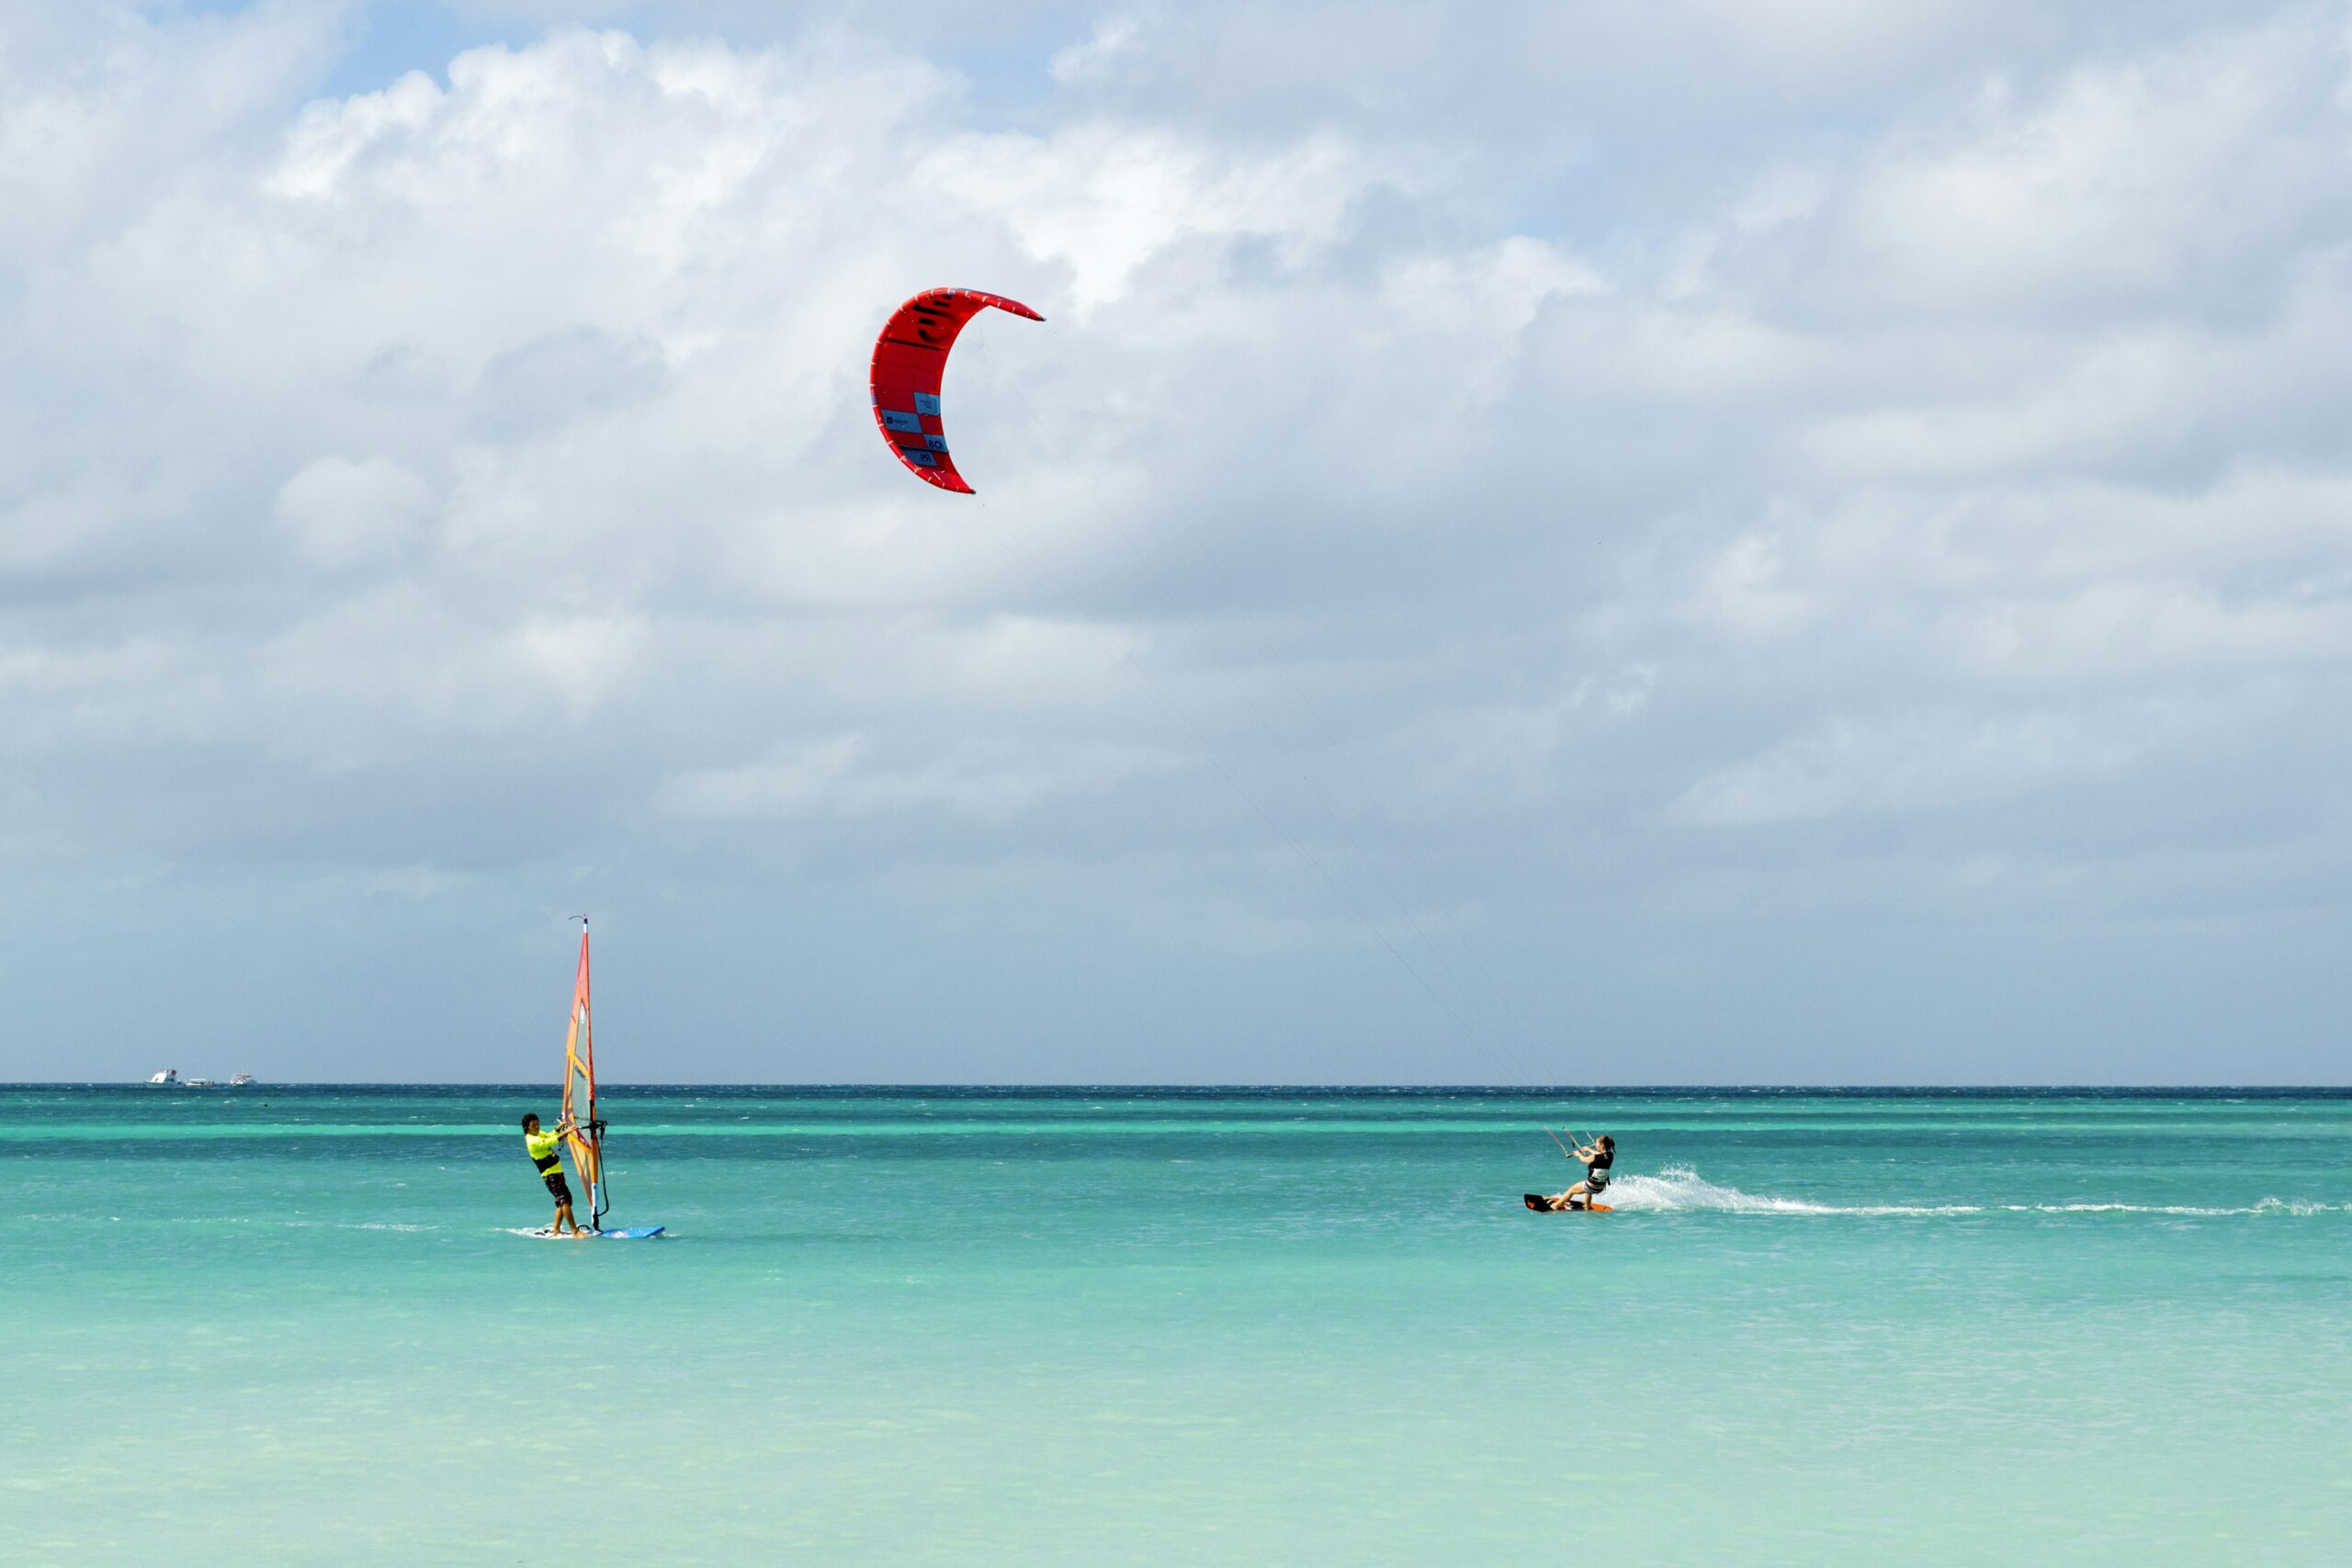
{"left": 868, "top": 288, "right": 1044, "bottom": 494}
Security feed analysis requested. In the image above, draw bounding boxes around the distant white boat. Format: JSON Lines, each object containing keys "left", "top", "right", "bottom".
{"left": 184, "top": 1077, "right": 217, "bottom": 1089}
{"left": 231, "top": 1074, "right": 256, "bottom": 1087}
{"left": 146, "top": 1069, "right": 178, "bottom": 1086}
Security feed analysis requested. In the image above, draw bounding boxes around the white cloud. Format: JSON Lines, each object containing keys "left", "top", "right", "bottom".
{"left": 1815, "top": 18, "right": 2349, "bottom": 325}
{"left": 917, "top": 124, "right": 1399, "bottom": 310}
{"left": 275, "top": 455, "right": 435, "bottom": 571}
{"left": 658, "top": 733, "right": 1167, "bottom": 823}
{"left": 1049, "top": 15, "right": 1144, "bottom": 86}
{"left": 1671, "top": 706, "right": 2160, "bottom": 826}
{"left": 7, "top": 0, "right": 2352, "bottom": 1078}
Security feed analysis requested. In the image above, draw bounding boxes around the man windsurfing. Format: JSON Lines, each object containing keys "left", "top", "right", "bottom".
{"left": 1539, "top": 1134, "right": 1615, "bottom": 1211}
{"left": 523, "top": 1112, "right": 590, "bottom": 1235}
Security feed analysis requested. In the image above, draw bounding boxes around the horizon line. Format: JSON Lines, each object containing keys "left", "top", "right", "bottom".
{"left": 8, "top": 1080, "right": 2350, "bottom": 1093}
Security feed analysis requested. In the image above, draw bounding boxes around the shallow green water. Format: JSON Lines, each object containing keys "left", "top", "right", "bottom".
{"left": 6, "top": 1086, "right": 2348, "bottom": 1565}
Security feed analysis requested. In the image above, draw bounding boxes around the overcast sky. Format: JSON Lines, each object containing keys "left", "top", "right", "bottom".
{"left": 5, "top": 0, "right": 2349, "bottom": 1084}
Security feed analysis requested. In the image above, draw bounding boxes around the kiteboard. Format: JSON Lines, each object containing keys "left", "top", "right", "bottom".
{"left": 1524, "top": 1194, "right": 1612, "bottom": 1213}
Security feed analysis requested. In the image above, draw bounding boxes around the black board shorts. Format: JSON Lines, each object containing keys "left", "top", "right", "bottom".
{"left": 544, "top": 1172, "right": 574, "bottom": 1204}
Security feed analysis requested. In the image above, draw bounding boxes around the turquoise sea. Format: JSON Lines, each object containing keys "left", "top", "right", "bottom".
{"left": 6, "top": 1086, "right": 2348, "bottom": 1565}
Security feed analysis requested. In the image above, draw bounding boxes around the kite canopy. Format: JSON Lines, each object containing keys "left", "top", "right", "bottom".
{"left": 868, "top": 288, "right": 1044, "bottom": 494}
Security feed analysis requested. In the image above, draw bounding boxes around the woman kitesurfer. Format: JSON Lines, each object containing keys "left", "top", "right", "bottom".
{"left": 523, "top": 1112, "right": 589, "bottom": 1235}
{"left": 1545, "top": 1134, "right": 1614, "bottom": 1211}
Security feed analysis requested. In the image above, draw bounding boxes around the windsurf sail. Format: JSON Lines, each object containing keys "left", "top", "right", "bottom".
{"left": 560, "top": 918, "right": 610, "bottom": 1231}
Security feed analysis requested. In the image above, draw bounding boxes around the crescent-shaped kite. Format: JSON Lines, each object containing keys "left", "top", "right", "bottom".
{"left": 868, "top": 288, "right": 1044, "bottom": 494}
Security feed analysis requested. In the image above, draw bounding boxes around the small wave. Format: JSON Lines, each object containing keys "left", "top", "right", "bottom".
{"left": 2008, "top": 1197, "right": 2341, "bottom": 1217}
{"left": 1602, "top": 1167, "right": 2344, "bottom": 1218}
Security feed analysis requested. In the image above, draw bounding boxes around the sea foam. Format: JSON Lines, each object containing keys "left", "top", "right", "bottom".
{"left": 1603, "top": 1166, "right": 2341, "bottom": 1217}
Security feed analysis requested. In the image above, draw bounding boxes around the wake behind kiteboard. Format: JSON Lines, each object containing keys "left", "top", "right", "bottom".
{"left": 1524, "top": 1193, "right": 1612, "bottom": 1213}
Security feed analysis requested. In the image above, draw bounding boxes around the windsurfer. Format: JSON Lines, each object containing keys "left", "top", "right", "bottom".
{"left": 1544, "top": 1134, "right": 1615, "bottom": 1211}
{"left": 523, "top": 1112, "right": 589, "bottom": 1235}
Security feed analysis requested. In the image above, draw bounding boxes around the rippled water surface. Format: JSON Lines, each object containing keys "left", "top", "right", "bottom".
{"left": 6, "top": 1085, "right": 2348, "bottom": 1565}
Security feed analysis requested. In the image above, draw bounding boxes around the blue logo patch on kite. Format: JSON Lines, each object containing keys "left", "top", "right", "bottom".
{"left": 913, "top": 393, "right": 942, "bottom": 416}
{"left": 880, "top": 410, "right": 922, "bottom": 434}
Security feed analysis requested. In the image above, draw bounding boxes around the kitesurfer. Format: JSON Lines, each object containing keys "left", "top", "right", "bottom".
{"left": 523, "top": 1112, "right": 588, "bottom": 1235}
{"left": 1544, "top": 1134, "right": 1615, "bottom": 1211}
